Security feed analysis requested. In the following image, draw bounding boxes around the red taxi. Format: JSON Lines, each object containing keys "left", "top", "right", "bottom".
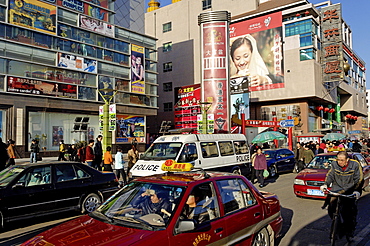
{"left": 22, "top": 162, "right": 282, "bottom": 246}
{"left": 293, "top": 152, "right": 370, "bottom": 199}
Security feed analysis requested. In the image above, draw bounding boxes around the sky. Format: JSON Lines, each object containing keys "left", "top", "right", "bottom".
{"left": 146, "top": 0, "right": 369, "bottom": 86}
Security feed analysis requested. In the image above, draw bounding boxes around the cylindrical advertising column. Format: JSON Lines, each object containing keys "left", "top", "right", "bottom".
{"left": 198, "top": 11, "right": 231, "bottom": 133}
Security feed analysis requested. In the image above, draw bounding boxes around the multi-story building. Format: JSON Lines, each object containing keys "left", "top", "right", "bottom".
{"left": 114, "top": 0, "right": 145, "bottom": 33}
{"left": 145, "top": 0, "right": 367, "bottom": 139}
{"left": 0, "top": 0, "right": 158, "bottom": 156}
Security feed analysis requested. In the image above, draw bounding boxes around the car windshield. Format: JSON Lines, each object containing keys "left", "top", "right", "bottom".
{"left": 93, "top": 181, "right": 185, "bottom": 230}
{"left": 0, "top": 166, "right": 26, "bottom": 187}
{"left": 140, "top": 142, "right": 183, "bottom": 161}
{"left": 306, "top": 155, "right": 335, "bottom": 169}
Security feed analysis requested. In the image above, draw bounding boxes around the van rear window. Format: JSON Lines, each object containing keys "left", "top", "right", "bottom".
{"left": 234, "top": 141, "right": 249, "bottom": 154}
{"left": 219, "top": 141, "right": 234, "bottom": 156}
{"left": 200, "top": 142, "right": 219, "bottom": 158}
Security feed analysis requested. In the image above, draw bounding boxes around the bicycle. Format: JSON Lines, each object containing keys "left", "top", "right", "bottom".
{"left": 324, "top": 189, "right": 358, "bottom": 246}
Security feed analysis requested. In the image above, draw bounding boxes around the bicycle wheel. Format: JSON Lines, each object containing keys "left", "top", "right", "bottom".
{"left": 330, "top": 214, "right": 340, "bottom": 246}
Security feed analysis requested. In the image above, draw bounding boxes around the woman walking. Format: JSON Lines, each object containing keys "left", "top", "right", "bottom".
{"left": 253, "top": 148, "right": 268, "bottom": 188}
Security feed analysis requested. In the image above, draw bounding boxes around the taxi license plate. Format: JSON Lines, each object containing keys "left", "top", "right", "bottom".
{"left": 307, "top": 189, "right": 325, "bottom": 196}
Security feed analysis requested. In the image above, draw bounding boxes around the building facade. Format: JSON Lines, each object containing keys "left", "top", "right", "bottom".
{"left": 0, "top": 0, "right": 158, "bottom": 157}
{"left": 145, "top": 0, "right": 367, "bottom": 139}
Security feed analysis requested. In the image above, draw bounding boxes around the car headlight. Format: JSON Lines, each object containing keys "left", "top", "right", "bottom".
{"left": 294, "top": 179, "right": 305, "bottom": 185}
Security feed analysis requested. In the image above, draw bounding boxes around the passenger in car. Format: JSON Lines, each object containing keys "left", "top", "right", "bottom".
{"left": 132, "top": 189, "right": 171, "bottom": 218}
{"left": 180, "top": 189, "right": 210, "bottom": 224}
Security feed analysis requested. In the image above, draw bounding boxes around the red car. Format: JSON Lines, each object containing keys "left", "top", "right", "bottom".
{"left": 22, "top": 164, "right": 282, "bottom": 246}
{"left": 293, "top": 152, "right": 370, "bottom": 199}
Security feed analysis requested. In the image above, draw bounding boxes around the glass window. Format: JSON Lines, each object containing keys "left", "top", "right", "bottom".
{"left": 115, "top": 79, "right": 130, "bottom": 91}
{"left": 23, "top": 166, "right": 52, "bottom": 186}
{"left": 300, "top": 48, "right": 316, "bottom": 61}
{"left": 163, "top": 42, "right": 172, "bottom": 52}
{"left": 145, "top": 48, "right": 157, "bottom": 60}
{"left": 78, "top": 86, "right": 96, "bottom": 100}
{"left": 163, "top": 62, "right": 172, "bottom": 72}
{"left": 0, "top": 58, "right": 6, "bottom": 74}
{"left": 163, "top": 82, "right": 172, "bottom": 92}
{"left": 57, "top": 9, "right": 78, "bottom": 25}
{"left": 114, "top": 53, "right": 129, "bottom": 65}
{"left": 141, "top": 142, "right": 182, "bottom": 160}
{"left": 164, "top": 102, "right": 172, "bottom": 112}
{"left": 145, "top": 72, "right": 157, "bottom": 84}
{"left": 31, "top": 49, "right": 55, "bottom": 65}
{"left": 6, "top": 43, "right": 33, "bottom": 60}
{"left": 56, "top": 164, "right": 77, "bottom": 182}
{"left": 115, "top": 91, "right": 130, "bottom": 104}
{"left": 163, "top": 22, "right": 172, "bottom": 33}
{"left": 0, "top": 23, "right": 4, "bottom": 38}
{"left": 233, "top": 141, "right": 249, "bottom": 154}
{"left": 115, "top": 40, "right": 129, "bottom": 53}
{"left": 0, "top": 75, "right": 5, "bottom": 92}
{"left": 285, "top": 19, "right": 317, "bottom": 37}
{"left": 178, "top": 182, "right": 219, "bottom": 227}
{"left": 219, "top": 141, "right": 234, "bottom": 156}
{"left": 178, "top": 143, "right": 198, "bottom": 163}
{"left": 9, "top": 60, "right": 31, "bottom": 77}
{"left": 200, "top": 142, "right": 218, "bottom": 158}
{"left": 0, "top": 7, "right": 6, "bottom": 22}
{"left": 300, "top": 33, "right": 313, "bottom": 47}
{"left": 34, "top": 32, "right": 52, "bottom": 49}
{"left": 146, "top": 60, "right": 157, "bottom": 72}
{"left": 202, "top": 0, "right": 212, "bottom": 10}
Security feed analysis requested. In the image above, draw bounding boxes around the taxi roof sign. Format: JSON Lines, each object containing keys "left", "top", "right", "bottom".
{"left": 161, "top": 160, "right": 194, "bottom": 172}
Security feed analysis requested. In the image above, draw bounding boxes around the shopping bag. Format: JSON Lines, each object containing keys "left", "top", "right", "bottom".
{"left": 263, "top": 169, "right": 269, "bottom": 178}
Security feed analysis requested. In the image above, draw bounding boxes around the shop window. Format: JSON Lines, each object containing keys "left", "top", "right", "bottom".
{"left": 57, "top": 9, "right": 78, "bottom": 25}
{"left": 202, "top": 0, "right": 212, "bottom": 10}
{"left": 164, "top": 102, "right": 173, "bottom": 112}
{"left": 0, "top": 7, "right": 5, "bottom": 22}
{"left": 163, "top": 42, "right": 172, "bottom": 52}
{"left": 163, "top": 62, "right": 172, "bottom": 72}
{"left": 114, "top": 53, "right": 129, "bottom": 65}
{"left": 78, "top": 87, "right": 96, "bottom": 100}
{"left": 300, "top": 48, "right": 316, "bottom": 61}
{"left": 115, "top": 40, "right": 129, "bottom": 53}
{"left": 163, "top": 22, "right": 172, "bottom": 33}
{"left": 163, "top": 82, "right": 172, "bottom": 92}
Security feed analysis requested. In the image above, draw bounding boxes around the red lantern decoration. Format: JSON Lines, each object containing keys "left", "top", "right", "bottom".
{"left": 324, "top": 107, "right": 330, "bottom": 112}
{"left": 317, "top": 106, "right": 324, "bottom": 111}
{"left": 354, "top": 116, "right": 358, "bottom": 120}
{"left": 329, "top": 108, "right": 335, "bottom": 113}
{"left": 346, "top": 114, "right": 351, "bottom": 119}
{"left": 296, "top": 13, "right": 301, "bottom": 17}
{"left": 305, "top": 10, "right": 310, "bottom": 15}
{"left": 350, "top": 116, "right": 355, "bottom": 120}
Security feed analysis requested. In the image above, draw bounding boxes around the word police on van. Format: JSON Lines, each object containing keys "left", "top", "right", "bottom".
{"left": 129, "top": 134, "right": 251, "bottom": 178}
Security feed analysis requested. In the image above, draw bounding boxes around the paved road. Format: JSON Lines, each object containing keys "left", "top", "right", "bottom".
{"left": 1, "top": 167, "right": 370, "bottom": 246}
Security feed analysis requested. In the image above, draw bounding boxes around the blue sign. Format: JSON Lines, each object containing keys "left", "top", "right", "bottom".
{"left": 279, "top": 119, "right": 294, "bottom": 128}
{"left": 348, "top": 130, "right": 361, "bottom": 134}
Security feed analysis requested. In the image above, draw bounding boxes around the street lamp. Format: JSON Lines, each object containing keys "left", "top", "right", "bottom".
{"left": 199, "top": 102, "right": 212, "bottom": 134}
{"left": 97, "top": 88, "right": 117, "bottom": 153}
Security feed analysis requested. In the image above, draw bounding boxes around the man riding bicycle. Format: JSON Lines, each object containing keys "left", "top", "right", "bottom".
{"left": 320, "top": 151, "right": 363, "bottom": 242}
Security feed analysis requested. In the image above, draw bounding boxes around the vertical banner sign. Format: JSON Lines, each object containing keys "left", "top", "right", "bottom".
{"left": 109, "top": 104, "right": 116, "bottom": 131}
{"left": 197, "top": 115, "right": 203, "bottom": 133}
{"left": 207, "top": 114, "right": 215, "bottom": 134}
{"left": 99, "top": 106, "right": 103, "bottom": 131}
{"left": 174, "top": 84, "right": 201, "bottom": 130}
{"left": 321, "top": 4, "right": 343, "bottom": 82}
{"left": 201, "top": 21, "right": 230, "bottom": 133}
{"left": 131, "top": 44, "right": 145, "bottom": 94}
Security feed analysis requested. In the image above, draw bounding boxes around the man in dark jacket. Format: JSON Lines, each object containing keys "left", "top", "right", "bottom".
{"left": 93, "top": 135, "right": 103, "bottom": 170}
{"left": 133, "top": 189, "right": 171, "bottom": 219}
{"left": 30, "top": 139, "right": 40, "bottom": 163}
{"left": 321, "top": 151, "right": 363, "bottom": 241}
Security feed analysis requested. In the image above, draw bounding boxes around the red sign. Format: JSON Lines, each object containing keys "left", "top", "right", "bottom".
{"left": 174, "top": 84, "right": 201, "bottom": 130}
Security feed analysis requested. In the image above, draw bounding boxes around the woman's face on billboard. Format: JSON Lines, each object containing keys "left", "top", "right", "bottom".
{"left": 232, "top": 43, "right": 252, "bottom": 73}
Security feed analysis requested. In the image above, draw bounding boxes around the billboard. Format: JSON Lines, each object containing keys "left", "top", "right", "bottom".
{"left": 230, "top": 12, "right": 284, "bottom": 92}
{"left": 9, "top": 0, "right": 56, "bottom": 35}
{"left": 7, "top": 76, "right": 77, "bottom": 98}
{"left": 174, "top": 84, "right": 201, "bottom": 130}
{"left": 80, "top": 15, "right": 114, "bottom": 37}
{"left": 57, "top": 0, "right": 84, "bottom": 12}
{"left": 116, "top": 115, "right": 145, "bottom": 143}
{"left": 57, "top": 53, "right": 97, "bottom": 74}
{"left": 131, "top": 44, "right": 145, "bottom": 94}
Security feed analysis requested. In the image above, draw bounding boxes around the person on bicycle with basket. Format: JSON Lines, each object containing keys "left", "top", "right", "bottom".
{"left": 320, "top": 151, "right": 363, "bottom": 242}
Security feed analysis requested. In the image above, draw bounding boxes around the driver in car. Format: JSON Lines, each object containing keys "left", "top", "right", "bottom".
{"left": 132, "top": 189, "right": 171, "bottom": 218}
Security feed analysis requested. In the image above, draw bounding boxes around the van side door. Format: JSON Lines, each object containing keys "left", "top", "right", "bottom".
{"left": 177, "top": 143, "right": 199, "bottom": 166}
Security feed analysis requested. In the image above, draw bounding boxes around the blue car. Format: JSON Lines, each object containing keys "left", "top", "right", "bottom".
{"left": 263, "top": 148, "right": 296, "bottom": 177}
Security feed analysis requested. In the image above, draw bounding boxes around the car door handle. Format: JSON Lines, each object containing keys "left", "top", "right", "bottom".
{"left": 254, "top": 212, "right": 261, "bottom": 218}
{"left": 214, "top": 227, "right": 223, "bottom": 234}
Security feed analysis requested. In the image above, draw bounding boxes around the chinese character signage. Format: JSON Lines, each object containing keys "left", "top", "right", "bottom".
{"left": 131, "top": 44, "right": 145, "bottom": 94}
{"left": 321, "top": 4, "right": 343, "bottom": 82}
{"left": 174, "top": 84, "right": 201, "bottom": 130}
{"left": 9, "top": 0, "right": 56, "bottom": 35}
{"left": 109, "top": 104, "right": 116, "bottom": 131}
{"left": 230, "top": 12, "right": 284, "bottom": 92}
{"left": 201, "top": 21, "right": 230, "bottom": 132}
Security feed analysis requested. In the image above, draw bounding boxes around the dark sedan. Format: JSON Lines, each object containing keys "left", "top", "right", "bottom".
{"left": 0, "top": 161, "right": 119, "bottom": 228}
{"left": 263, "top": 148, "right": 296, "bottom": 177}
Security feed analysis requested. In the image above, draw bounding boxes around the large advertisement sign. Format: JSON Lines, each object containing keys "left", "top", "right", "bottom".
{"left": 201, "top": 21, "right": 229, "bottom": 133}
{"left": 7, "top": 76, "right": 77, "bottom": 98}
{"left": 131, "top": 44, "right": 145, "bottom": 94}
{"left": 57, "top": 53, "right": 97, "bottom": 74}
{"left": 174, "top": 84, "right": 201, "bottom": 130}
{"left": 57, "top": 0, "right": 84, "bottom": 12}
{"left": 230, "top": 12, "right": 284, "bottom": 92}
{"left": 116, "top": 115, "right": 145, "bottom": 143}
{"left": 84, "top": 3, "right": 108, "bottom": 21}
{"left": 80, "top": 15, "right": 114, "bottom": 37}
{"left": 320, "top": 4, "right": 343, "bottom": 82}
{"left": 9, "top": 0, "right": 56, "bottom": 35}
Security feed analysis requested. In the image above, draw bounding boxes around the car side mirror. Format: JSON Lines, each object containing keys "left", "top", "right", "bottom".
{"left": 176, "top": 220, "right": 195, "bottom": 233}
{"left": 12, "top": 182, "right": 25, "bottom": 189}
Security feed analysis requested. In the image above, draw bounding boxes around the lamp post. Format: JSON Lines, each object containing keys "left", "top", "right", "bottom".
{"left": 200, "top": 102, "right": 211, "bottom": 134}
{"left": 97, "top": 88, "right": 117, "bottom": 153}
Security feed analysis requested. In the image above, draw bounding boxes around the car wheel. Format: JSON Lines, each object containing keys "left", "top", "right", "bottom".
{"left": 252, "top": 228, "right": 270, "bottom": 246}
{"left": 81, "top": 193, "right": 101, "bottom": 214}
{"left": 269, "top": 165, "right": 277, "bottom": 177}
{"left": 232, "top": 167, "right": 241, "bottom": 175}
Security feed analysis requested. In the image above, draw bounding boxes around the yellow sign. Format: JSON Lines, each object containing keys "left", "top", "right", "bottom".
{"left": 161, "top": 160, "right": 193, "bottom": 172}
{"left": 193, "top": 233, "right": 211, "bottom": 246}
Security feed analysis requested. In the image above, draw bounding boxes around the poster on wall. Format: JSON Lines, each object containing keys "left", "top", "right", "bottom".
{"left": 52, "top": 126, "right": 63, "bottom": 146}
{"left": 116, "top": 115, "right": 145, "bottom": 143}
{"left": 78, "top": 86, "right": 96, "bottom": 100}
{"left": 88, "top": 127, "right": 95, "bottom": 140}
{"left": 7, "top": 76, "right": 77, "bottom": 98}
{"left": 9, "top": 0, "right": 56, "bottom": 35}
{"left": 84, "top": 2, "right": 108, "bottom": 21}
{"left": 57, "top": 53, "right": 97, "bottom": 73}
{"left": 98, "top": 76, "right": 113, "bottom": 101}
{"left": 80, "top": 15, "right": 114, "bottom": 37}
{"left": 131, "top": 44, "right": 145, "bottom": 94}
{"left": 230, "top": 12, "right": 284, "bottom": 92}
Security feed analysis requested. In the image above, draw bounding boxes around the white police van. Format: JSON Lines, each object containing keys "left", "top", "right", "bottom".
{"left": 130, "top": 134, "right": 251, "bottom": 178}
